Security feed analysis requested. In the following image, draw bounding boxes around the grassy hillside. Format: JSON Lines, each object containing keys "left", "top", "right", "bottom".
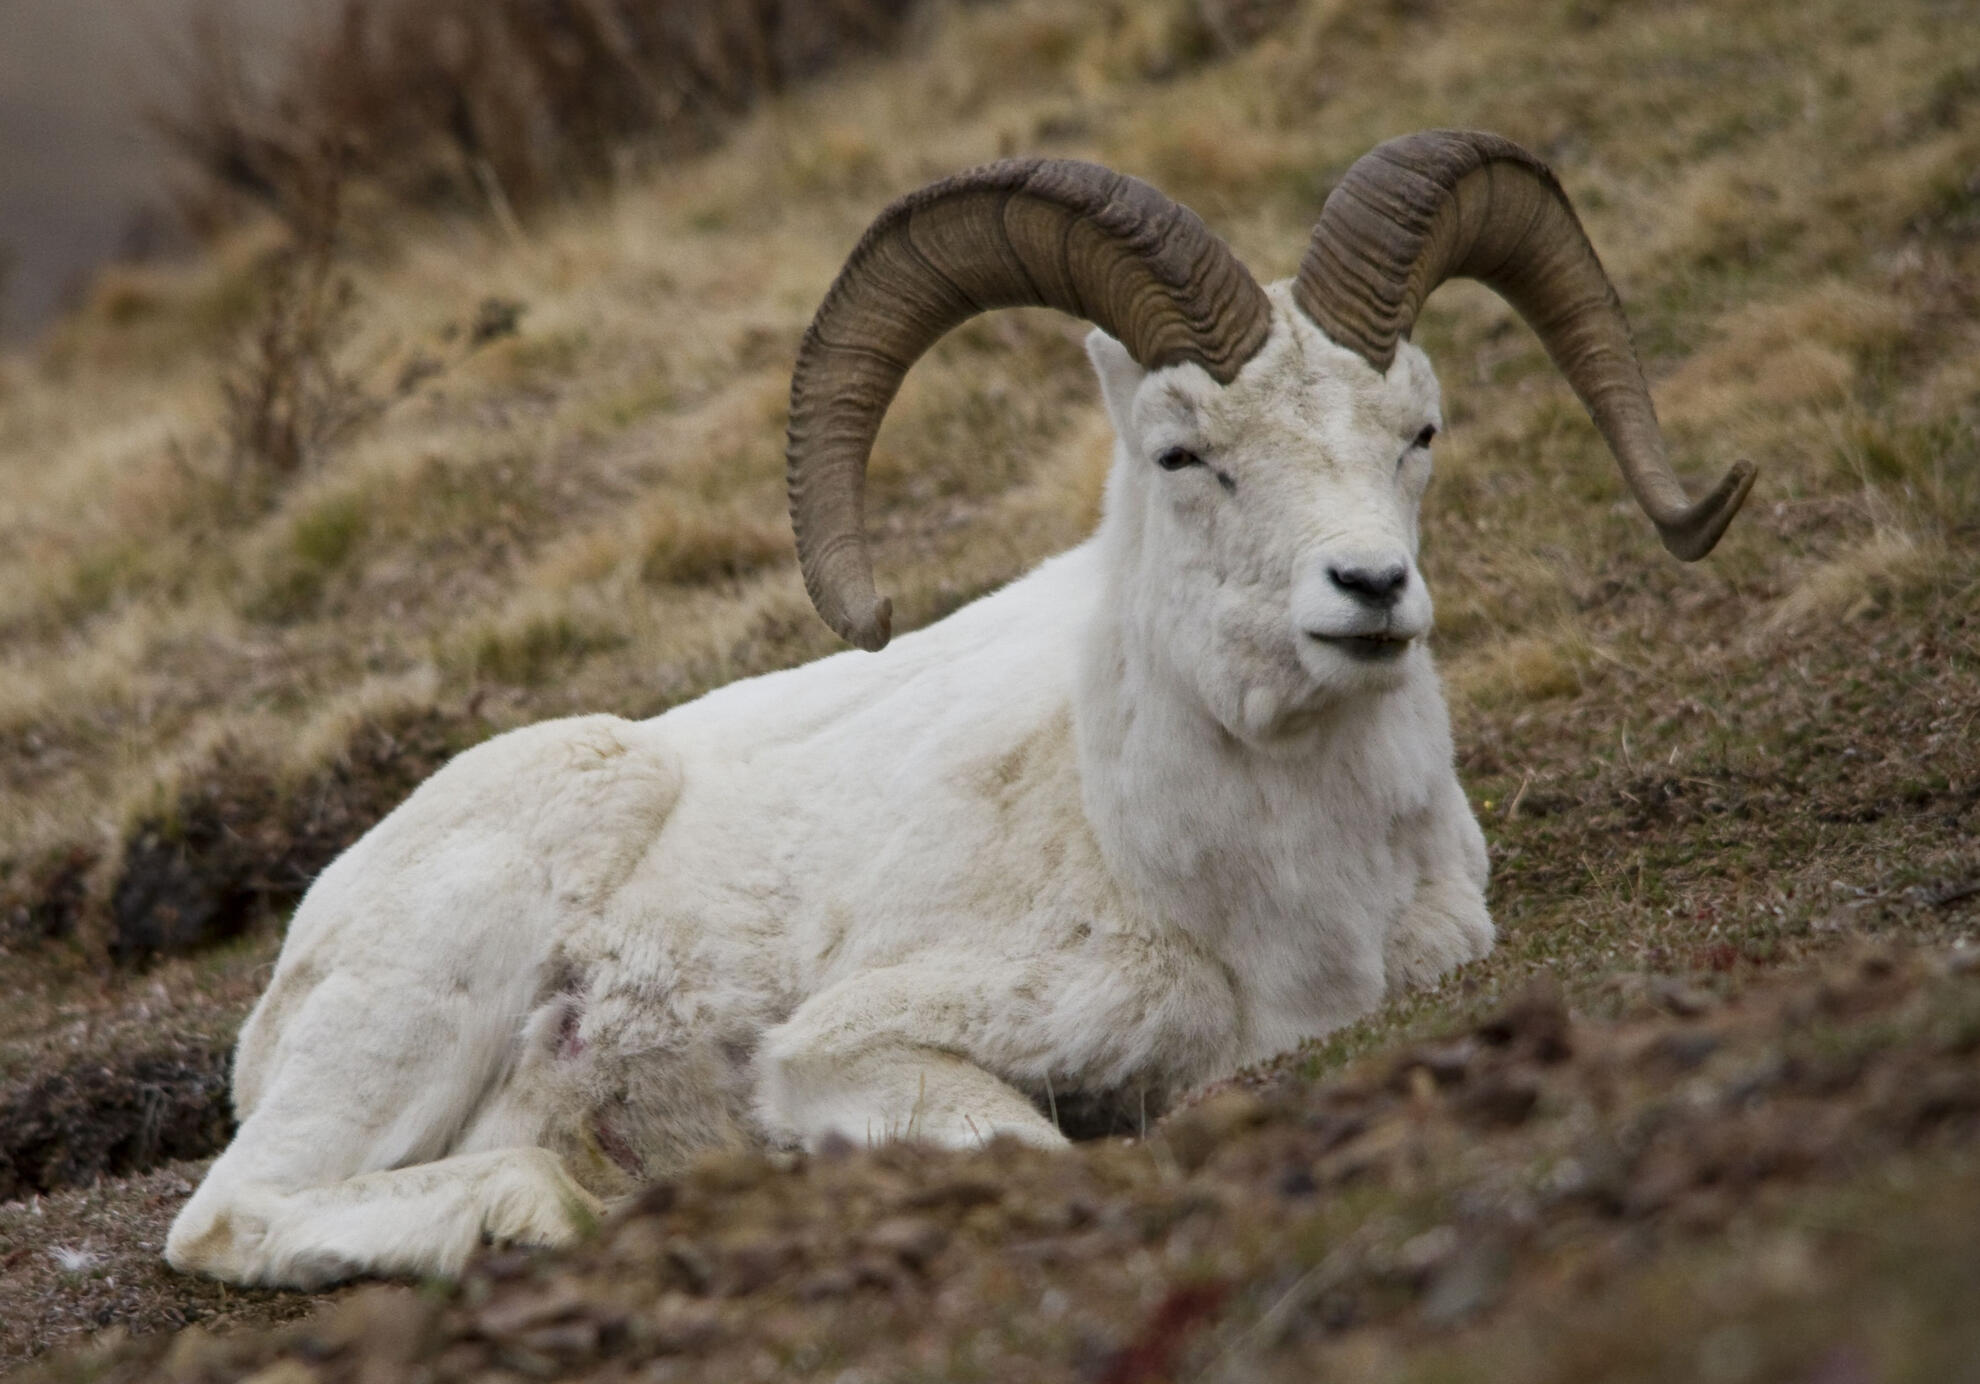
{"left": 2, "top": 0, "right": 1978, "bottom": 1375}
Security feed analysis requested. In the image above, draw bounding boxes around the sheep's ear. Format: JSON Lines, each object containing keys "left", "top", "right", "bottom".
{"left": 1085, "top": 329, "right": 1146, "bottom": 439}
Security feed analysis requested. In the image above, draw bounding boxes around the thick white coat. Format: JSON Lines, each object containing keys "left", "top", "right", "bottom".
{"left": 166, "top": 286, "right": 1493, "bottom": 1287}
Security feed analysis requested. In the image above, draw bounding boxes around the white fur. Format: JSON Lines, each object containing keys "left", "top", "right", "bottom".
{"left": 167, "top": 285, "right": 1492, "bottom": 1287}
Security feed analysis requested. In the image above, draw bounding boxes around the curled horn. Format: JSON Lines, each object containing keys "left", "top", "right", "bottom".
{"left": 787, "top": 158, "right": 1272, "bottom": 650}
{"left": 1294, "top": 130, "right": 1755, "bottom": 560}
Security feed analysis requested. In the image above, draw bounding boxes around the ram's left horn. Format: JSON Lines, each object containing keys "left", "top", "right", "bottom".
{"left": 1293, "top": 129, "right": 1755, "bottom": 560}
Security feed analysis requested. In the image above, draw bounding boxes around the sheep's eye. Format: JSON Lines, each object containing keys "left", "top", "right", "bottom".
{"left": 1413, "top": 424, "right": 1438, "bottom": 449}
{"left": 1156, "top": 446, "right": 1204, "bottom": 472}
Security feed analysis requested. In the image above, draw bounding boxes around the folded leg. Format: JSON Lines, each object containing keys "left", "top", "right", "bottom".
{"left": 167, "top": 970, "right": 600, "bottom": 1289}
{"left": 755, "top": 964, "right": 1065, "bottom": 1151}
{"left": 168, "top": 1147, "right": 602, "bottom": 1290}
{"left": 1385, "top": 775, "right": 1494, "bottom": 993}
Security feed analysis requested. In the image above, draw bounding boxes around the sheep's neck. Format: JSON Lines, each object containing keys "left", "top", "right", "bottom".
{"left": 1077, "top": 616, "right": 1385, "bottom": 905}
{"left": 1073, "top": 565, "right": 1414, "bottom": 1054}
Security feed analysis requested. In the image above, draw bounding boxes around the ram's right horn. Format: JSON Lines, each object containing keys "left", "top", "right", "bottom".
{"left": 1294, "top": 129, "right": 1755, "bottom": 560}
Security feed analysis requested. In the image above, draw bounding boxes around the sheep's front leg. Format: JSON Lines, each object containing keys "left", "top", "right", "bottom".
{"left": 1385, "top": 776, "right": 1495, "bottom": 993}
{"left": 168, "top": 957, "right": 607, "bottom": 1290}
{"left": 757, "top": 965, "right": 1066, "bottom": 1151}
{"left": 169, "top": 1147, "right": 603, "bottom": 1290}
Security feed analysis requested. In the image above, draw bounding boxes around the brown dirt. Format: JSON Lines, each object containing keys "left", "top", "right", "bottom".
{"left": 16, "top": 949, "right": 1978, "bottom": 1383}
{"left": 0, "top": 1162, "right": 330, "bottom": 1369}
{"left": 102, "top": 705, "right": 483, "bottom": 965}
{"left": 2, "top": 704, "right": 489, "bottom": 965}
{"left": 0, "top": 1043, "right": 232, "bottom": 1204}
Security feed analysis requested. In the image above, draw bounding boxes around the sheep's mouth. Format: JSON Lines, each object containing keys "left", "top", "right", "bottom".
{"left": 1307, "top": 632, "right": 1413, "bottom": 662}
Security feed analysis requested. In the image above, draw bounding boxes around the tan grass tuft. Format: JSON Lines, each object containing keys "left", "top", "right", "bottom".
{"left": 1767, "top": 528, "right": 1945, "bottom": 634}
{"left": 1448, "top": 630, "right": 1589, "bottom": 709}
{"left": 1662, "top": 283, "right": 1910, "bottom": 429}
{"left": 275, "top": 667, "right": 445, "bottom": 790}
{"left": 638, "top": 506, "right": 792, "bottom": 588}
{"left": 443, "top": 593, "right": 631, "bottom": 690}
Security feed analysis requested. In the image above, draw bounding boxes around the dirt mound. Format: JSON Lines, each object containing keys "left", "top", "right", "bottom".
{"left": 36, "top": 948, "right": 1980, "bottom": 1383}
{"left": 106, "top": 706, "right": 486, "bottom": 965}
{"left": 0, "top": 1044, "right": 233, "bottom": 1204}
{"left": 0, "top": 705, "right": 490, "bottom": 966}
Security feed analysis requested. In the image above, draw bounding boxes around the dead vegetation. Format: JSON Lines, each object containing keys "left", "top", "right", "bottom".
{"left": 1, "top": 0, "right": 1978, "bottom": 1373}
{"left": 216, "top": 157, "right": 367, "bottom": 489}
{"left": 19, "top": 950, "right": 1980, "bottom": 1383}
{"left": 0, "top": 1162, "right": 327, "bottom": 1367}
{"left": 0, "top": 1044, "right": 231, "bottom": 1205}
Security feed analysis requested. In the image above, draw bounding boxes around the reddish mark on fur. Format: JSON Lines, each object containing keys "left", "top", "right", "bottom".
{"left": 555, "top": 1001, "right": 586, "bottom": 1059}
{"left": 592, "top": 1112, "right": 647, "bottom": 1179}
{"left": 1097, "top": 1280, "right": 1229, "bottom": 1384}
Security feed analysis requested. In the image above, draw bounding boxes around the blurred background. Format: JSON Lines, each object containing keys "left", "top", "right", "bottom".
{"left": 0, "top": 0, "right": 923, "bottom": 339}
{"left": 0, "top": 0, "right": 306, "bottom": 338}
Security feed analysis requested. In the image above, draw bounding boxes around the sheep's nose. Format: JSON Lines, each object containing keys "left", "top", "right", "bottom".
{"left": 1327, "top": 561, "right": 1409, "bottom": 608}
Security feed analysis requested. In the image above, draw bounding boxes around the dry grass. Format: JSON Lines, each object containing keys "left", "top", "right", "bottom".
{"left": 1, "top": 0, "right": 1978, "bottom": 1371}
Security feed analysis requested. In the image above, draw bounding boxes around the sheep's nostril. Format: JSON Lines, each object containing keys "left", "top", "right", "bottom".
{"left": 1326, "top": 562, "right": 1409, "bottom": 607}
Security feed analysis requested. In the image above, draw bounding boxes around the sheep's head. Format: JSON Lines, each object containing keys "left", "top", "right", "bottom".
{"left": 785, "top": 133, "right": 1758, "bottom": 715}
{"left": 1082, "top": 285, "right": 1446, "bottom": 730}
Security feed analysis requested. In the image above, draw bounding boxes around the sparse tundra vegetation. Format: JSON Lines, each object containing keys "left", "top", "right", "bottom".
{"left": 1, "top": 0, "right": 1977, "bottom": 1378}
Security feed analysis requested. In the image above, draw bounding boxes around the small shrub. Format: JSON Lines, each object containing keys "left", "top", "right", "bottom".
{"left": 290, "top": 491, "right": 370, "bottom": 571}
{"left": 65, "top": 543, "right": 148, "bottom": 620}
{"left": 218, "top": 155, "right": 374, "bottom": 491}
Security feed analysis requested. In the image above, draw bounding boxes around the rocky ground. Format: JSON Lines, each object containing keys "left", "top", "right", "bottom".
{"left": 13, "top": 948, "right": 1979, "bottom": 1383}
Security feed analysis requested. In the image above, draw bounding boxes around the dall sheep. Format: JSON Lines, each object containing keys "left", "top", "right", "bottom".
{"left": 166, "top": 130, "right": 1754, "bottom": 1288}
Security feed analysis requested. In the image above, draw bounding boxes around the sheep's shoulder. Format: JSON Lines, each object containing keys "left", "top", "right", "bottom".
{"left": 336, "top": 715, "right": 683, "bottom": 914}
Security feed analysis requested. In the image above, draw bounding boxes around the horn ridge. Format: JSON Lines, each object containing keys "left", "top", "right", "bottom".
{"left": 1294, "top": 129, "right": 1754, "bottom": 560}
{"left": 787, "top": 158, "right": 1271, "bottom": 649}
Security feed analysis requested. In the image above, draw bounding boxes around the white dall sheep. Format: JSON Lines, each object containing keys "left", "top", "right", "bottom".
{"left": 166, "top": 130, "right": 1754, "bottom": 1288}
